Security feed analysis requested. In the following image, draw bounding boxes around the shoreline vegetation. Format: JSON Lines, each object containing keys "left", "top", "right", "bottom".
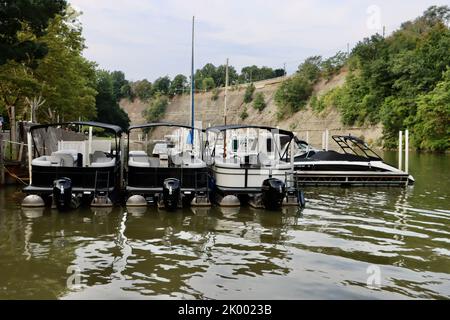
{"left": 0, "top": 2, "right": 448, "bottom": 152}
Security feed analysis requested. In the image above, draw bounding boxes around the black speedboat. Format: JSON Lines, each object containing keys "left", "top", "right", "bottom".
{"left": 292, "top": 135, "right": 414, "bottom": 186}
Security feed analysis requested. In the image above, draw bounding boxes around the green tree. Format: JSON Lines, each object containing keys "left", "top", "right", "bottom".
{"left": 216, "top": 64, "right": 238, "bottom": 87}
{"left": 94, "top": 70, "right": 130, "bottom": 129}
{"left": 244, "top": 83, "right": 255, "bottom": 103}
{"left": 133, "top": 79, "right": 153, "bottom": 101}
{"left": 321, "top": 51, "right": 347, "bottom": 80}
{"left": 34, "top": 12, "right": 97, "bottom": 122}
{"left": 201, "top": 77, "right": 215, "bottom": 91}
{"left": 253, "top": 92, "right": 266, "bottom": 111}
{"left": 0, "top": 0, "right": 67, "bottom": 65}
{"left": 143, "top": 93, "right": 169, "bottom": 123}
{"left": 111, "top": 71, "right": 128, "bottom": 101}
{"left": 297, "top": 56, "right": 322, "bottom": 82}
{"left": 169, "top": 74, "right": 187, "bottom": 95}
{"left": 413, "top": 69, "right": 450, "bottom": 151}
{"left": 153, "top": 76, "right": 171, "bottom": 95}
{"left": 275, "top": 75, "right": 312, "bottom": 117}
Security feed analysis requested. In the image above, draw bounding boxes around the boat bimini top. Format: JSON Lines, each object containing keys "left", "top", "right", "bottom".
{"left": 205, "top": 124, "right": 295, "bottom": 165}
{"left": 29, "top": 121, "right": 123, "bottom": 168}
{"left": 127, "top": 122, "right": 206, "bottom": 168}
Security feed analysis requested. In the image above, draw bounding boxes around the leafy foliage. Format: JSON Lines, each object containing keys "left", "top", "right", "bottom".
{"left": 201, "top": 77, "right": 215, "bottom": 91}
{"left": 143, "top": 93, "right": 169, "bottom": 123}
{"left": 243, "top": 83, "right": 255, "bottom": 103}
{"left": 413, "top": 68, "right": 450, "bottom": 151}
{"left": 94, "top": 70, "right": 130, "bottom": 129}
{"left": 211, "top": 88, "right": 219, "bottom": 101}
{"left": 274, "top": 75, "right": 312, "bottom": 118}
{"left": 311, "top": 5, "right": 450, "bottom": 150}
{"left": 253, "top": 92, "right": 266, "bottom": 111}
{"left": 169, "top": 74, "right": 187, "bottom": 96}
{"left": 0, "top": 0, "right": 67, "bottom": 66}
{"left": 240, "top": 106, "right": 248, "bottom": 120}
{"left": 133, "top": 79, "right": 153, "bottom": 101}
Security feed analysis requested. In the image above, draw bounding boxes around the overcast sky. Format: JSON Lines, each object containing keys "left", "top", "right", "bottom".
{"left": 69, "top": 0, "right": 445, "bottom": 81}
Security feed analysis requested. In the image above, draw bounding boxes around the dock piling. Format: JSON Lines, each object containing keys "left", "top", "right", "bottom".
{"left": 398, "top": 131, "right": 403, "bottom": 171}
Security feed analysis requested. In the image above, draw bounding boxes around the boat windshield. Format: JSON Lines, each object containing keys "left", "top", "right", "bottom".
{"left": 332, "top": 135, "right": 382, "bottom": 161}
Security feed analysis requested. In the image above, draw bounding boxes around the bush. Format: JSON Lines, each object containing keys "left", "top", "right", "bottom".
{"left": 321, "top": 51, "right": 348, "bottom": 80}
{"left": 211, "top": 88, "right": 219, "bottom": 101}
{"left": 243, "top": 83, "right": 255, "bottom": 103}
{"left": 253, "top": 92, "right": 266, "bottom": 111}
{"left": 240, "top": 107, "right": 249, "bottom": 120}
{"left": 143, "top": 94, "right": 169, "bottom": 122}
{"left": 202, "top": 77, "right": 215, "bottom": 91}
{"left": 274, "top": 75, "right": 313, "bottom": 118}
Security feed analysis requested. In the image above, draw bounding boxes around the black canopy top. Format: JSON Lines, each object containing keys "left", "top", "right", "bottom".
{"left": 128, "top": 122, "right": 204, "bottom": 132}
{"left": 30, "top": 121, "right": 123, "bottom": 135}
{"left": 206, "top": 124, "right": 294, "bottom": 138}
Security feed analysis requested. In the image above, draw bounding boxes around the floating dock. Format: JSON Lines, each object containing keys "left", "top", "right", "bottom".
{"left": 294, "top": 171, "right": 412, "bottom": 187}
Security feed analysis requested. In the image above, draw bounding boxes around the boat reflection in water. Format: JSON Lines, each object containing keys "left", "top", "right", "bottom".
{"left": 0, "top": 163, "right": 449, "bottom": 300}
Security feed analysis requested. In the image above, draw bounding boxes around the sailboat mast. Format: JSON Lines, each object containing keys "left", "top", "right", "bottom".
{"left": 190, "top": 16, "right": 195, "bottom": 144}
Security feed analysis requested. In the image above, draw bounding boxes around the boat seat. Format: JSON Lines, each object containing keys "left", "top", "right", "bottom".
{"left": 90, "top": 150, "right": 108, "bottom": 163}
{"left": 128, "top": 151, "right": 160, "bottom": 168}
{"left": 32, "top": 155, "right": 61, "bottom": 167}
{"left": 91, "top": 157, "right": 115, "bottom": 167}
{"left": 170, "top": 153, "right": 183, "bottom": 166}
{"left": 258, "top": 152, "right": 273, "bottom": 167}
{"left": 182, "top": 156, "right": 206, "bottom": 168}
{"left": 50, "top": 152, "right": 74, "bottom": 167}
{"left": 53, "top": 149, "right": 78, "bottom": 161}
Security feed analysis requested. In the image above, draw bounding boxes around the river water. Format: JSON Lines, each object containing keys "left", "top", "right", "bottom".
{"left": 0, "top": 152, "right": 448, "bottom": 299}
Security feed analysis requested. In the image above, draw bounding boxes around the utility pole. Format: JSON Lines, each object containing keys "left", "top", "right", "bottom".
{"left": 283, "top": 63, "right": 286, "bottom": 77}
{"left": 224, "top": 58, "right": 229, "bottom": 126}
{"left": 190, "top": 16, "right": 195, "bottom": 145}
{"left": 223, "top": 58, "right": 229, "bottom": 158}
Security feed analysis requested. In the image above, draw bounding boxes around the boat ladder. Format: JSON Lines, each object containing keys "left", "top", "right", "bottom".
{"left": 94, "top": 171, "right": 110, "bottom": 196}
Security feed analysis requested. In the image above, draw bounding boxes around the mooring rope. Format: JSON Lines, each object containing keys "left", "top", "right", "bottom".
{"left": 1, "top": 165, "right": 28, "bottom": 185}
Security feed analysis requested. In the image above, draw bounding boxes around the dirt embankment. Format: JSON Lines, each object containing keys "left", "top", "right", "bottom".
{"left": 120, "top": 71, "right": 382, "bottom": 149}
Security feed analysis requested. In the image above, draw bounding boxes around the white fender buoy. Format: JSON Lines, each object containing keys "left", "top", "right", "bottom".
{"left": 126, "top": 195, "right": 147, "bottom": 207}
{"left": 22, "top": 195, "right": 45, "bottom": 208}
{"left": 219, "top": 195, "right": 240, "bottom": 207}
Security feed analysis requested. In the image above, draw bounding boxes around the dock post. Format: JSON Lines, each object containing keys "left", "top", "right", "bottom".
{"left": 0, "top": 137, "right": 5, "bottom": 185}
{"left": 405, "top": 129, "right": 409, "bottom": 174}
{"left": 325, "top": 129, "right": 329, "bottom": 151}
{"left": 306, "top": 131, "right": 309, "bottom": 144}
{"left": 88, "top": 126, "right": 93, "bottom": 165}
{"left": 398, "top": 131, "right": 403, "bottom": 171}
{"left": 322, "top": 131, "right": 325, "bottom": 150}
{"left": 27, "top": 131, "right": 32, "bottom": 185}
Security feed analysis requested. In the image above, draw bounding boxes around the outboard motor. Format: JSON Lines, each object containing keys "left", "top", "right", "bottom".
{"left": 53, "top": 177, "right": 73, "bottom": 211}
{"left": 162, "top": 178, "right": 181, "bottom": 211}
{"left": 261, "top": 178, "right": 286, "bottom": 210}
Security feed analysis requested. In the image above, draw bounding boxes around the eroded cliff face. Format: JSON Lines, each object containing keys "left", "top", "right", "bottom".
{"left": 120, "top": 71, "right": 382, "bottom": 150}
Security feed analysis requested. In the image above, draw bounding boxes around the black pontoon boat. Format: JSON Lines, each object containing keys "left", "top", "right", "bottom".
{"left": 125, "top": 123, "right": 210, "bottom": 210}
{"left": 22, "top": 121, "right": 124, "bottom": 210}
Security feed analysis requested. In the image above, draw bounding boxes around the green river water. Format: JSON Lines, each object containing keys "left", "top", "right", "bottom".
{"left": 0, "top": 151, "right": 449, "bottom": 299}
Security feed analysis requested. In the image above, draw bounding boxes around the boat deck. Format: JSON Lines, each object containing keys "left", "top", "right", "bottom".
{"left": 294, "top": 171, "right": 412, "bottom": 187}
